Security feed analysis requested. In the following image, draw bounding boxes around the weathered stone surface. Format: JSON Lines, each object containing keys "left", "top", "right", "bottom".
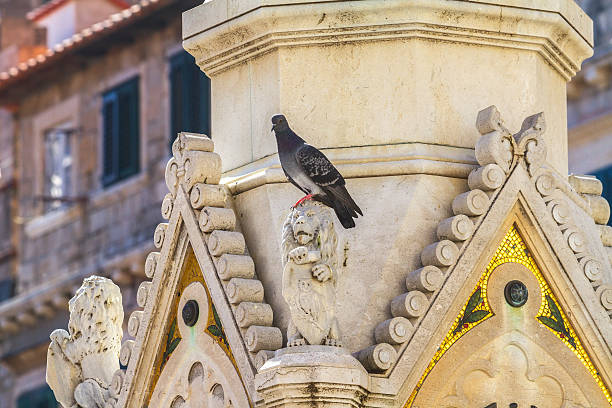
{"left": 281, "top": 200, "right": 341, "bottom": 347}
{"left": 256, "top": 346, "right": 368, "bottom": 407}
{"left": 185, "top": 0, "right": 591, "bottom": 176}
{"left": 46, "top": 276, "right": 123, "bottom": 408}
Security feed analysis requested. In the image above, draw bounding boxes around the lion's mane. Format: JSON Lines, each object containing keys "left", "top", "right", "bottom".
{"left": 281, "top": 200, "right": 338, "bottom": 276}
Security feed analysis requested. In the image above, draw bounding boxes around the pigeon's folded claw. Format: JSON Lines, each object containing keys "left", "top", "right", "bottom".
{"left": 293, "top": 194, "right": 313, "bottom": 208}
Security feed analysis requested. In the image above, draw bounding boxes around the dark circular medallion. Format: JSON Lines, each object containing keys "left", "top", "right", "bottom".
{"left": 182, "top": 300, "right": 199, "bottom": 326}
{"left": 504, "top": 280, "right": 528, "bottom": 307}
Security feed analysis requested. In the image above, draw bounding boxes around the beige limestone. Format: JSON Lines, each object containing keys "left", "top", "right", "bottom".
{"left": 256, "top": 345, "right": 369, "bottom": 407}
{"left": 281, "top": 200, "right": 341, "bottom": 347}
{"left": 74, "top": 0, "right": 612, "bottom": 406}
{"left": 413, "top": 263, "right": 606, "bottom": 407}
{"left": 148, "top": 282, "right": 250, "bottom": 408}
{"left": 46, "top": 276, "right": 123, "bottom": 408}
{"left": 234, "top": 174, "right": 466, "bottom": 352}
{"left": 184, "top": 0, "right": 592, "bottom": 176}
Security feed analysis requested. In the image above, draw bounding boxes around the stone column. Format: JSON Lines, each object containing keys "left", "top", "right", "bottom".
{"left": 255, "top": 346, "right": 369, "bottom": 407}
{"left": 182, "top": 1, "right": 593, "bottom": 404}
{"left": 183, "top": 0, "right": 592, "bottom": 176}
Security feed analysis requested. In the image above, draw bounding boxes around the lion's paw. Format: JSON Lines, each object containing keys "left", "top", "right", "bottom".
{"left": 288, "top": 338, "right": 306, "bottom": 347}
{"left": 288, "top": 246, "right": 309, "bottom": 265}
{"left": 325, "top": 338, "right": 342, "bottom": 347}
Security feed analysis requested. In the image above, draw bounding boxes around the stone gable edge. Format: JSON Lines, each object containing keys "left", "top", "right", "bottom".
{"left": 114, "top": 133, "right": 281, "bottom": 407}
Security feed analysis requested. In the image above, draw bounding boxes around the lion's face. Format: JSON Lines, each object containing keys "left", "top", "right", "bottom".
{"left": 291, "top": 206, "right": 321, "bottom": 246}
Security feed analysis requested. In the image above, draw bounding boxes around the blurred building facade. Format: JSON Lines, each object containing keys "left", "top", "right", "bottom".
{"left": 0, "top": 0, "right": 209, "bottom": 406}
{"left": 569, "top": 0, "right": 612, "bottom": 223}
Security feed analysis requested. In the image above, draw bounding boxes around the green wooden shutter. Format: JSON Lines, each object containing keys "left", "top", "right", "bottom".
{"left": 102, "top": 93, "right": 118, "bottom": 186}
{"left": 117, "top": 78, "right": 140, "bottom": 180}
{"left": 16, "top": 385, "right": 57, "bottom": 408}
{"left": 169, "top": 53, "right": 185, "bottom": 151}
{"left": 102, "top": 77, "right": 140, "bottom": 187}
{"left": 169, "top": 51, "right": 211, "bottom": 152}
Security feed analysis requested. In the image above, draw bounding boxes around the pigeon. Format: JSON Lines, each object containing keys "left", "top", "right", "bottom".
{"left": 271, "top": 114, "right": 362, "bottom": 228}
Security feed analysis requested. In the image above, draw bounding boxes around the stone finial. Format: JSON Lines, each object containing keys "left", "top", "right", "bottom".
{"left": 281, "top": 200, "right": 341, "bottom": 347}
{"left": 474, "top": 106, "right": 547, "bottom": 176}
{"left": 46, "top": 276, "right": 123, "bottom": 408}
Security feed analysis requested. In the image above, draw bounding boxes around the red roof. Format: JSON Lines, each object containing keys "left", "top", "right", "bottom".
{"left": 0, "top": 0, "right": 170, "bottom": 95}
{"left": 27, "top": 0, "right": 131, "bottom": 22}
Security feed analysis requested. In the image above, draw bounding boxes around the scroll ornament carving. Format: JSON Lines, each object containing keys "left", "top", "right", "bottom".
{"left": 534, "top": 169, "right": 612, "bottom": 317}
{"left": 46, "top": 276, "right": 124, "bottom": 408}
{"left": 473, "top": 106, "right": 612, "bottom": 317}
{"left": 164, "top": 132, "right": 221, "bottom": 206}
{"left": 281, "top": 200, "right": 341, "bottom": 347}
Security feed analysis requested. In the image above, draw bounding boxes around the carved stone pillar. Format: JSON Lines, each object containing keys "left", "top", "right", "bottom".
{"left": 256, "top": 346, "right": 368, "bottom": 407}
{"left": 184, "top": 0, "right": 592, "bottom": 176}
{"left": 181, "top": 2, "right": 594, "bottom": 360}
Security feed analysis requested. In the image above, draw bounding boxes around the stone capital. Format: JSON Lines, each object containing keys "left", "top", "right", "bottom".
{"left": 255, "top": 346, "right": 369, "bottom": 407}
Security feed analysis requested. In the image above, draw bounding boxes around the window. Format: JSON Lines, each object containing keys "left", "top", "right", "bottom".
{"left": 43, "top": 126, "right": 72, "bottom": 211}
{"left": 0, "top": 279, "right": 13, "bottom": 303}
{"left": 102, "top": 77, "right": 140, "bottom": 187}
{"left": 0, "top": 187, "right": 12, "bottom": 252}
{"left": 16, "top": 385, "right": 57, "bottom": 408}
{"left": 169, "top": 51, "right": 211, "bottom": 151}
{"left": 592, "top": 164, "right": 612, "bottom": 227}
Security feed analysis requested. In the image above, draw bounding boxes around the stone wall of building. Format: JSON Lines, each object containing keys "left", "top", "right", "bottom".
{"left": 568, "top": 1, "right": 612, "bottom": 176}
{"left": 14, "top": 20, "right": 181, "bottom": 293}
{"left": 0, "top": 2, "right": 199, "bottom": 405}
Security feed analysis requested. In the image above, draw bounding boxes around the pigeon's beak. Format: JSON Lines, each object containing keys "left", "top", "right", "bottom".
{"left": 271, "top": 125, "right": 274, "bottom": 131}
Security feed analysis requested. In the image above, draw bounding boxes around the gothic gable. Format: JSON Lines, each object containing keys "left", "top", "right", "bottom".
{"left": 113, "top": 134, "right": 282, "bottom": 408}
{"left": 369, "top": 107, "right": 612, "bottom": 406}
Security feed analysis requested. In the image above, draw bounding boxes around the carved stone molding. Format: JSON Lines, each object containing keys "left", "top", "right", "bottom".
{"left": 117, "top": 133, "right": 279, "bottom": 407}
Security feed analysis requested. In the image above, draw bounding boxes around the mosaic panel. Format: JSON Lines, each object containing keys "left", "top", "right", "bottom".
{"left": 404, "top": 225, "right": 611, "bottom": 407}
{"left": 146, "top": 245, "right": 238, "bottom": 405}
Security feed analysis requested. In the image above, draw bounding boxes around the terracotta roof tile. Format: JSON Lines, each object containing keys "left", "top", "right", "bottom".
{"left": 27, "top": 0, "right": 130, "bottom": 22}
{"left": 0, "top": 0, "right": 166, "bottom": 94}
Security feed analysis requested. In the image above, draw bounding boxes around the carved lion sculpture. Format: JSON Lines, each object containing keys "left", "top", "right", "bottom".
{"left": 46, "top": 276, "right": 123, "bottom": 408}
{"left": 281, "top": 199, "right": 341, "bottom": 347}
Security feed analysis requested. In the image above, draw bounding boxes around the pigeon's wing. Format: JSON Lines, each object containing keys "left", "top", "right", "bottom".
{"left": 295, "top": 144, "right": 345, "bottom": 187}
{"left": 284, "top": 170, "right": 308, "bottom": 195}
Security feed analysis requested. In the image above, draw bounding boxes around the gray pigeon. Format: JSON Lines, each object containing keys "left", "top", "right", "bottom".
{"left": 271, "top": 114, "right": 362, "bottom": 228}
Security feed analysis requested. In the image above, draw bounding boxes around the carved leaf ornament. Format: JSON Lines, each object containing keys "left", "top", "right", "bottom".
{"left": 452, "top": 287, "right": 490, "bottom": 334}
{"left": 161, "top": 319, "right": 181, "bottom": 370}
{"left": 537, "top": 295, "right": 576, "bottom": 348}
{"left": 207, "top": 303, "right": 229, "bottom": 348}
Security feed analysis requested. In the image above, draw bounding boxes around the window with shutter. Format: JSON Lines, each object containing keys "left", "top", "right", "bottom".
{"left": 43, "top": 125, "right": 72, "bottom": 212}
{"left": 592, "top": 164, "right": 612, "bottom": 227}
{"left": 0, "top": 278, "right": 13, "bottom": 303}
{"left": 169, "top": 51, "right": 211, "bottom": 151}
{"left": 101, "top": 77, "right": 140, "bottom": 187}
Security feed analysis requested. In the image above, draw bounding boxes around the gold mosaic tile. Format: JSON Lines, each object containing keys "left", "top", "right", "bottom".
{"left": 146, "top": 245, "right": 239, "bottom": 405}
{"left": 404, "top": 225, "right": 612, "bottom": 407}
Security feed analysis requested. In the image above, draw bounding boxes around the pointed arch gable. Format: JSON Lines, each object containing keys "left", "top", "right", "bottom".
{"left": 115, "top": 133, "right": 280, "bottom": 408}
{"left": 385, "top": 164, "right": 612, "bottom": 405}
{"left": 405, "top": 223, "right": 612, "bottom": 406}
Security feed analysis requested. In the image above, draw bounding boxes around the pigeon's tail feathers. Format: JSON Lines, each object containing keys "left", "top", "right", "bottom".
{"left": 332, "top": 201, "right": 356, "bottom": 229}
{"left": 326, "top": 185, "right": 363, "bottom": 217}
